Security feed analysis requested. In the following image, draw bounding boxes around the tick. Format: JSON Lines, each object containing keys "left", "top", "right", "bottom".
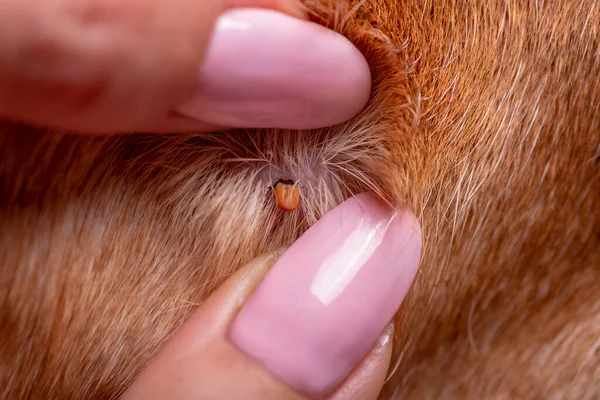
{"left": 274, "top": 180, "right": 300, "bottom": 211}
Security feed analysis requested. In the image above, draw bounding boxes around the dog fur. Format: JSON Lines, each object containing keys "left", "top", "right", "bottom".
{"left": 1, "top": 0, "right": 599, "bottom": 398}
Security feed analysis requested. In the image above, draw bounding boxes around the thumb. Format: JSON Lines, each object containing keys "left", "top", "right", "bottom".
{"left": 0, "top": 0, "right": 371, "bottom": 133}
{"left": 122, "top": 193, "right": 422, "bottom": 399}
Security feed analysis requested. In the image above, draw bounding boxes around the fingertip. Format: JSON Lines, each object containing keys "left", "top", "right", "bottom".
{"left": 175, "top": 8, "right": 372, "bottom": 130}
{"left": 229, "top": 194, "right": 420, "bottom": 396}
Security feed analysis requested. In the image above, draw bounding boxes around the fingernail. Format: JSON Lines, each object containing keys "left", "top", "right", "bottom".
{"left": 229, "top": 193, "right": 422, "bottom": 396}
{"left": 377, "top": 323, "right": 395, "bottom": 349}
{"left": 176, "top": 8, "right": 371, "bottom": 130}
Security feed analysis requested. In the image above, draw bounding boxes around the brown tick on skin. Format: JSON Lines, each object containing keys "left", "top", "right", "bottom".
{"left": 273, "top": 180, "right": 301, "bottom": 211}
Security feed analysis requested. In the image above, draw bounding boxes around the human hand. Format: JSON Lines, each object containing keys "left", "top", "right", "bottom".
{"left": 0, "top": 0, "right": 371, "bottom": 133}
{"left": 123, "top": 194, "right": 422, "bottom": 399}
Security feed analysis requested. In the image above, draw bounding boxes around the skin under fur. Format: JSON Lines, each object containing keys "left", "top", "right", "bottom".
{"left": 1, "top": 0, "right": 599, "bottom": 398}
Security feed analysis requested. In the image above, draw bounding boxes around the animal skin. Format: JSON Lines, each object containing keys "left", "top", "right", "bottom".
{"left": 1, "top": 0, "right": 599, "bottom": 398}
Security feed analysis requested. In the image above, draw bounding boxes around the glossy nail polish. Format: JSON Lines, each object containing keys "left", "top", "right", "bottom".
{"left": 176, "top": 8, "right": 371, "bottom": 129}
{"left": 229, "top": 193, "right": 422, "bottom": 396}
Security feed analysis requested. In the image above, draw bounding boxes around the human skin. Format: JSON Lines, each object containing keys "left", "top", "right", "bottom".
{"left": 1, "top": 0, "right": 396, "bottom": 397}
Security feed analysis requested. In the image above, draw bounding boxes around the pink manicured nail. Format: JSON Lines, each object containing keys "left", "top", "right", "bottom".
{"left": 229, "top": 193, "right": 422, "bottom": 396}
{"left": 176, "top": 8, "right": 371, "bottom": 130}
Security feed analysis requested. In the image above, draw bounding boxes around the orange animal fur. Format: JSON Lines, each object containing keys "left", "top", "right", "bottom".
{"left": 1, "top": 0, "right": 600, "bottom": 399}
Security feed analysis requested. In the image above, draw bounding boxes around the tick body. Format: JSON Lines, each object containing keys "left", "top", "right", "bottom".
{"left": 274, "top": 180, "right": 300, "bottom": 211}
